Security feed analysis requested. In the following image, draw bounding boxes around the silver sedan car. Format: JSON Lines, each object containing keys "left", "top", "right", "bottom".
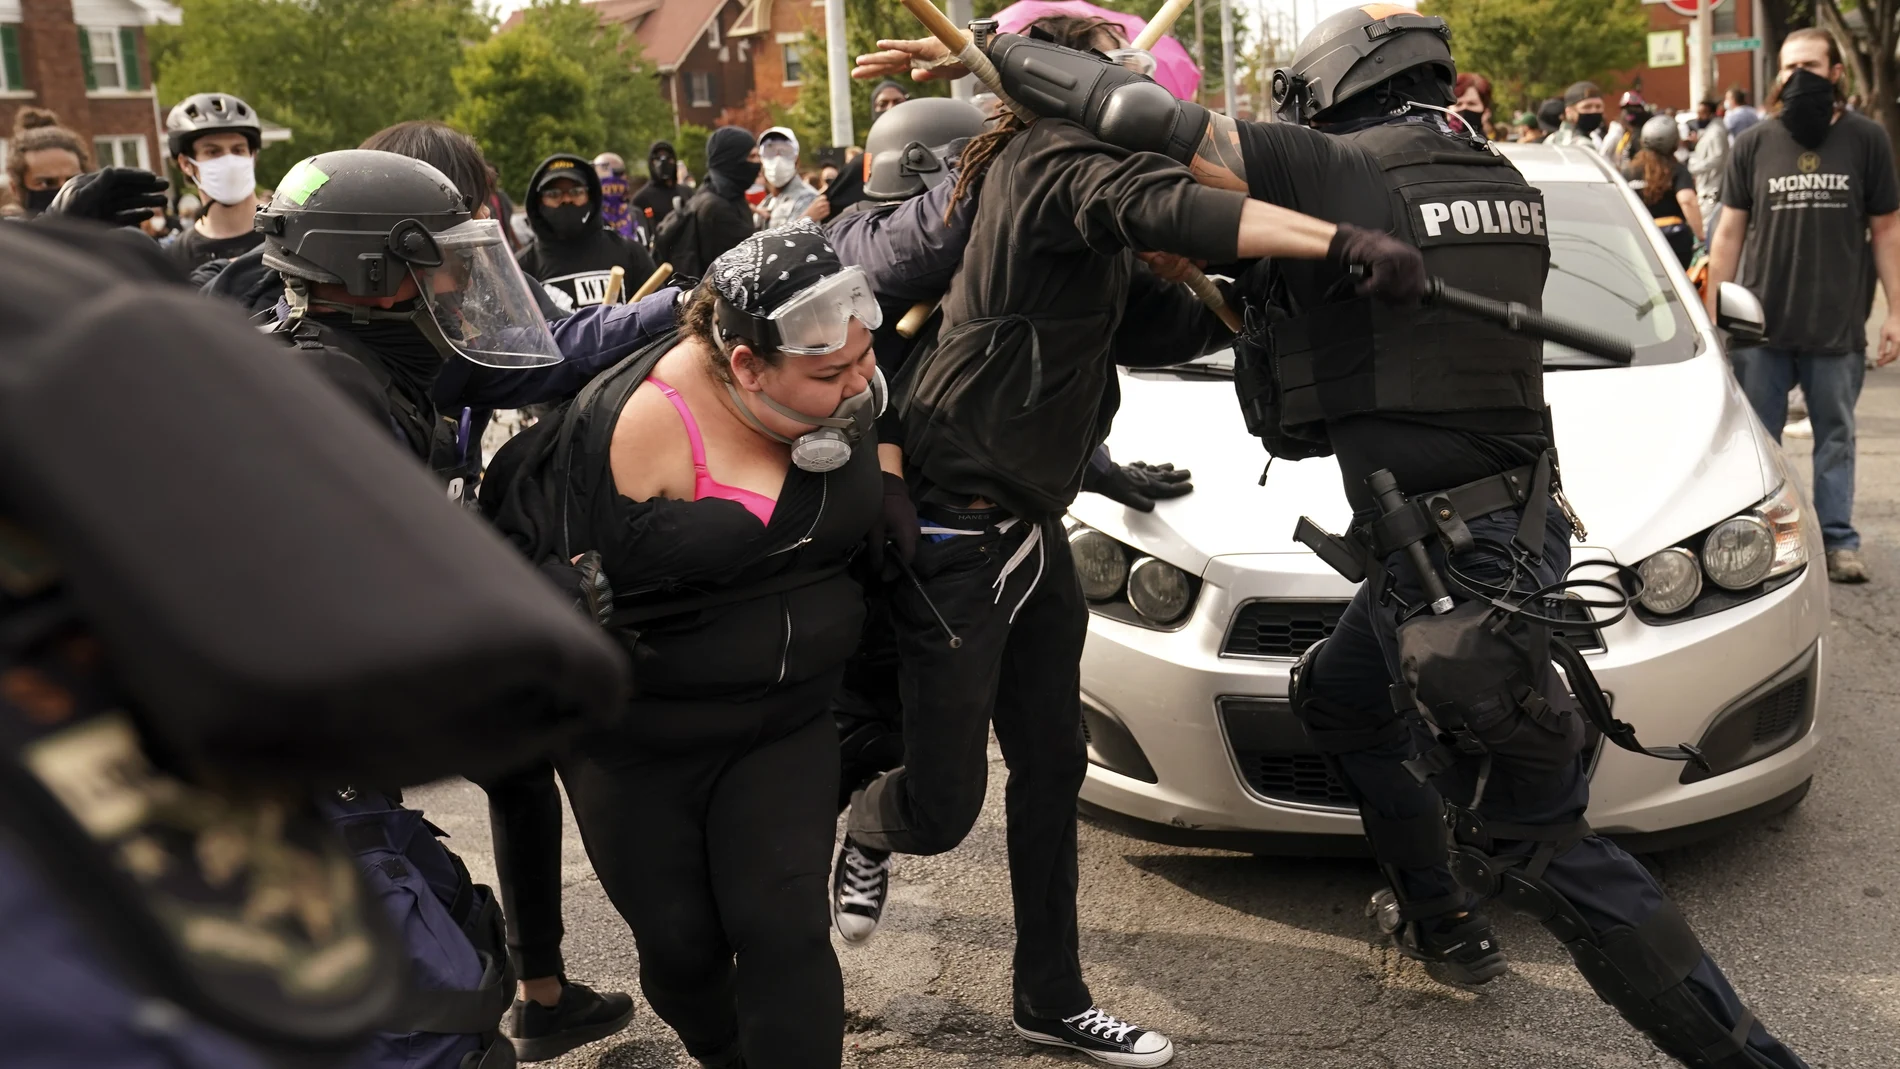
{"left": 1066, "top": 142, "right": 1826, "bottom": 855}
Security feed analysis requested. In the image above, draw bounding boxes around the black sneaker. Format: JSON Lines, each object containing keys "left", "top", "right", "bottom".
{"left": 502, "top": 978, "right": 635, "bottom": 1062}
{"left": 1013, "top": 1006, "right": 1174, "bottom": 1067}
{"left": 1369, "top": 889, "right": 1508, "bottom": 985}
{"left": 830, "top": 836, "right": 892, "bottom": 944}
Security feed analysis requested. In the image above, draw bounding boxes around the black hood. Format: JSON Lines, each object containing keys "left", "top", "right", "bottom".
{"left": 705, "top": 126, "right": 760, "bottom": 201}
{"left": 524, "top": 153, "right": 603, "bottom": 241}
{"left": 647, "top": 139, "right": 678, "bottom": 186}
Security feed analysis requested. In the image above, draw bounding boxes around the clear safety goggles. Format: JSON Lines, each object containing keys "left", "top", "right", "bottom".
{"left": 409, "top": 219, "right": 563, "bottom": 369}
{"left": 1106, "top": 48, "right": 1157, "bottom": 78}
{"left": 759, "top": 139, "right": 798, "bottom": 162}
{"left": 758, "top": 265, "right": 883, "bottom": 355}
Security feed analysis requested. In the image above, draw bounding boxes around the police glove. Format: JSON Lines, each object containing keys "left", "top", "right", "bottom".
{"left": 45, "top": 167, "right": 169, "bottom": 228}
{"left": 1327, "top": 223, "right": 1427, "bottom": 306}
{"left": 867, "top": 471, "right": 919, "bottom": 572}
{"left": 1082, "top": 459, "right": 1195, "bottom": 512}
{"left": 540, "top": 550, "right": 615, "bottom": 628}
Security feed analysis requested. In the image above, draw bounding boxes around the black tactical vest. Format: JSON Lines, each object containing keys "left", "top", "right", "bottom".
{"left": 273, "top": 318, "right": 485, "bottom": 508}
{"left": 1237, "top": 121, "right": 1549, "bottom": 456}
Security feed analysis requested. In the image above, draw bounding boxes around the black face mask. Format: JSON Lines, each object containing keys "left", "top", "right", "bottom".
{"left": 23, "top": 187, "right": 58, "bottom": 216}
{"left": 1778, "top": 68, "right": 1837, "bottom": 149}
{"left": 331, "top": 315, "right": 446, "bottom": 398}
{"left": 546, "top": 203, "right": 591, "bottom": 241}
{"left": 650, "top": 156, "right": 677, "bottom": 184}
{"left": 1574, "top": 112, "right": 1604, "bottom": 136}
{"left": 1455, "top": 109, "right": 1486, "bottom": 135}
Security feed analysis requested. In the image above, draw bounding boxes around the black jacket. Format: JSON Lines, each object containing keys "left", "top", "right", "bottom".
{"left": 516, "top": 153, "right": 656, "bottom": 311}
{"left": 653, "top": 184, "right": 755, "bottom": 282}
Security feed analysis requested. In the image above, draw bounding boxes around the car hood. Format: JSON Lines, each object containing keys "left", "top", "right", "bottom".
{"left": 1076, "top": 354, "right": 1781, "bottom": 573}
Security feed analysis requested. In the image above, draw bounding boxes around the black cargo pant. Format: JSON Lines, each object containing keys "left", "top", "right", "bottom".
{"left": 848, "top": 511, "right": 1093, "bottom": 1020}
{"left": 1300, "top": 501, "right": 1806, "bottom": 1068}
{"left": 476, "top": 761, "right": 565, "bottom": 980}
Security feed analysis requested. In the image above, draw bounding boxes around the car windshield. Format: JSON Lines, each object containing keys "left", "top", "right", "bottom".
{"left": 1161, "top": 178, "right": 1700, "bottom": 379}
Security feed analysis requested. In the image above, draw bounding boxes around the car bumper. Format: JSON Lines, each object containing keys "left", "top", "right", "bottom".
{"left": 1077, "top": 548, "right": 1827, "bottom": 850}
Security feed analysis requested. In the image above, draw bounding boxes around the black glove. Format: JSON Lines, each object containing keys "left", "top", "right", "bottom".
{"left": 866, "top": 471, "right": 918, "bottom": 571}
{"left": 1327, "top": 223, "right": 1427, "bottom": 306}
{"left": 1082, "top": 459, "right": 1195, "bottom": 512}
{"left": 540, "top": 550, "right": 615, "bottom": 628}
{"left": 44, "top": 167, "right": 169, "bottom": 228}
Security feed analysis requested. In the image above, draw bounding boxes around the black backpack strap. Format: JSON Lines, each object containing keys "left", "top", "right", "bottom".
{"left": 551, "top": 331, "right": 676, "bottom": 560}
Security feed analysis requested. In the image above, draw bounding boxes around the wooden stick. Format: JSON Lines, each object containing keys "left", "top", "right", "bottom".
{"left": 1185, "top": 271, "right": 1242, "bottom": 333}
{"left": 896, "top": 299, "right": 939, "bottom": 338}
{"left": 630, "top": 262, "right": 675, "bottom": 302}
{"left": 602, "top": 265, "right": 626, "bottom": 304}
{"left": 896, "top": 0, "right": 1036, "bottom": 123}
{"left": 1132, "top": 0, "right": 1194, "bottom": 51}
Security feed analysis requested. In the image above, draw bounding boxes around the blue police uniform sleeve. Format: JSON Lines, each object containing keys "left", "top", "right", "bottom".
{"left": 433, "top": 287, "right": 683, "bottom": 409}
{"left": 829, "top": 180, "right": 971, "bottom": 302}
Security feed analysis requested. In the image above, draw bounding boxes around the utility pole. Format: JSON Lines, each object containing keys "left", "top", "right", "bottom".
{"left": 826, "top": 0, "right": 853, "bottom": 146}
{"left": 1220, "top": 0, "right": 1236, "bottom": 118}
{"left": 1702, "top": 0, "right": 1717, "bottom": 106}
{"left": 948, "top": 0, "right": 973, "bottom": 100}
{"left": 1194, "top": 0, "right": 1204, "bottom": 104}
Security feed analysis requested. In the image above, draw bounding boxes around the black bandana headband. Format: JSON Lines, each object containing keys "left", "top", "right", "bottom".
{"left": 707, "top": 219, "right": 842, "bottom": 316}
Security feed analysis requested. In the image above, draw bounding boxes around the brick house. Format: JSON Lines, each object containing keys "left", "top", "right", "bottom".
{"left": 0, "top": 0, "right": 175, "bottom": 187}
{"left": 729, "top": 0, "right": 822, "bottom": 114}
{"left": 1612, "top": 1, "right": 1767, "bottom": 115}
{"left": 576, "top": 0, "right": 754, "bottom": 132}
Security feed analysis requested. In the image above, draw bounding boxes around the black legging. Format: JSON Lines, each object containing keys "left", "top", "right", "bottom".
{"left": 477, "top": 762, "right": 566, "bottom": 980}
{"left": 560, "top": 676, "right": 843, "bottom": 1069}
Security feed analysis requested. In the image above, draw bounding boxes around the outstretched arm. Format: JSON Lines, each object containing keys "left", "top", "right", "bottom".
{"left": 1188, "top": 112, "right": 1249, "bottom": 193}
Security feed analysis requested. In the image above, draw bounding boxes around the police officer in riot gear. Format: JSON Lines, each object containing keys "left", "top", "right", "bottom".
{"left": 973, "top": 7, "right": 1811, "bottom": 1066}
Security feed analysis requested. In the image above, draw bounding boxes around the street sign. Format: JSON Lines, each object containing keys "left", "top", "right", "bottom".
{"left": 1654, "top": 0, "right": 1726, "bottom": 14}
{"left": 1713, "top": 36, "right": 1762, "bottom": 54}
{"left": 1648, "top": 30, "right": 1686, "bottom": 68}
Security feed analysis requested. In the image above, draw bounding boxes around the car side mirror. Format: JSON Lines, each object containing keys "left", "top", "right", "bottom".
{"left": 1716, "top": 281, "right": 1766, "bottom": 344}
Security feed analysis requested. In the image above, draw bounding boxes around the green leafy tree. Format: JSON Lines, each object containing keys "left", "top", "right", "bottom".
{"left": 1420, "top": 0, "right": 1646, "bottom": 113}
{"left": 787, "top": 0, "right": 950, "bottom": 152}
{"left": 150, "top": 0, "right": 488, "bottom": 186}
{"left": 451, "top": 0, "right": 675, "bottom": 197}
{"left": 677, "top": 122, "right": 714, "bottom": 180}
{"left": 1815, "top": 2, "right": 1900, "bottom": 162}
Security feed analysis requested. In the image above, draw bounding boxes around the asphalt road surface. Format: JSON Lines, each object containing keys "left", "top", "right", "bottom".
{"left": 415, "top": 363, "right": 1900, "bottom": 1069}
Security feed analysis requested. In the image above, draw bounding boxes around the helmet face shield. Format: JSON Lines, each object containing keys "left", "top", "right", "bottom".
{"left": 409, "top": 220, "right": 562, "bottom": 369}
{"left": 1105, "top": 47, "right": 1157, "bottom": 78}
{"left": 765, "top": 266, "right": 883, "bottom": 355}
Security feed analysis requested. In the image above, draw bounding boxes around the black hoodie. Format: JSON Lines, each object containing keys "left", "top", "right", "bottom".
{"left": 516, "top": 153, "right": 655, "bottom": 312}
{"left": 654, "top": 127, "right": 758, "bottom": 280}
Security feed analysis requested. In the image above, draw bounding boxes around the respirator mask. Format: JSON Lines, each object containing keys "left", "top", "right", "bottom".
{"left": 714, "top": 265, "right": 886, "bottom": 472}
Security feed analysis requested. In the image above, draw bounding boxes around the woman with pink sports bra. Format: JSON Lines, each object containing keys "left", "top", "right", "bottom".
{"left": 482, "top": 221, "right": 887, "bottom": 1069}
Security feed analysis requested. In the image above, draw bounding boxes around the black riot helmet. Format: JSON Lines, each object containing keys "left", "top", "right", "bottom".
{"left": 259, "top": 149, "right": 561, "bottom": 368}
{"left": 1271, "top": 4, "right": 1455, "bottom": 125}
{"left": 165, "top": 91, "right": 263, "bottom": 159}
{"left": 863, "top": 97, "right": 986, "bottom": 201}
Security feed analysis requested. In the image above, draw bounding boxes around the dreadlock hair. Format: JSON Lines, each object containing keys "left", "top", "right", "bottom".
{"left": 946, "top": 14, "right": 1127, "bottom": 223}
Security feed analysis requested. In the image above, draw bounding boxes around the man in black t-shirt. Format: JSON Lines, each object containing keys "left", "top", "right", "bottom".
{"left": 1707, "top": 27, "right": 1900, "bottom": 583}
{"left": 164, "top": 93, "right": 265, "bottom": 271}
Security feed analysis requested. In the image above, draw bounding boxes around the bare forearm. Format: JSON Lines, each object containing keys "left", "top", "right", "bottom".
{"left": 1705, "top": 208, "right": 1746, "bottom": 313}
{"left": 1871, "top": 214, "right": 1900, "bottom": 308}
{"left": 1677, "top": 190, "right": 1705, "bottom": 242}
{"left": 1235, "top": 199, "right": 1336, "bottom": 260}
{"left": 1188, "top": 112, "right": 1249, "bottom": 193}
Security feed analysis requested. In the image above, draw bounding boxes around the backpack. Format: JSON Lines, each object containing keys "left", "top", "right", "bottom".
{"left": 319, "top": 789, "right": 518, "bottom": 1069}
{"left": 651, "top": 192, "right": 700, "bottom": 277}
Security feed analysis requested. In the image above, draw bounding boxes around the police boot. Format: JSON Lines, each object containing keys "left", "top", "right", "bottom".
{"left": 1368, "top": 887, "right": 1509, "bottom": 985}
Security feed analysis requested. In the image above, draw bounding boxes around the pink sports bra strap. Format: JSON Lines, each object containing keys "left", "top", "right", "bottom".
{"left": 648, "top": 377, "right": 711, "bottom": 475}
{"left": 647, "top": 376, "right": 778, "bottom": 526}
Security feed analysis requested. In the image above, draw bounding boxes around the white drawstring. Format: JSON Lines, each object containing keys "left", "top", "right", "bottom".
{"left": 992, "top": 520, "right": 1046, "bottom": 624}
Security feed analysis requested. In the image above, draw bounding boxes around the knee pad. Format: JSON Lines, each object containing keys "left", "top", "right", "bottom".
{"left": 1449, "top": 828, "right": 1770, "bottom": 1069}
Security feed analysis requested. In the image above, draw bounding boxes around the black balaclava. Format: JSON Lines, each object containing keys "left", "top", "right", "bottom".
{"left": 546, "top": 204, "right": 590, "bottom": 241}
{"left": 648, "top": 139, "right": 678, "bottom": 186}
{"left": 1778, "top": 68, "right": 1838, "bottom": 149}
{"left": 705, "top": 126, "right": 760, "bottom": 201}
{"left": 326, "top": 309, "right": 446, "bottom": 400}
{"left": 1575, "top": 112, "right": 1604, "bottom": 136}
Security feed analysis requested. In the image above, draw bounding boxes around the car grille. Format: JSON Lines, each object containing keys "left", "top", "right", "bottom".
{"left": 1218, "top": 697, "right": 1355, "bottom": 809}
{"left": 1222, "top": 601, "right": 1345, "bottom": 658}
{"left": 1222, "top": 597, "right": 1602, "bottom": 658}
{"left": 1750, "top": 678, "right": 1808, "bottom": 744}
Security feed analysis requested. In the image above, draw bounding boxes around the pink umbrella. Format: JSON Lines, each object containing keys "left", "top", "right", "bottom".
{"left": 991, "top": 0, "right": 1202, "bottom": 101}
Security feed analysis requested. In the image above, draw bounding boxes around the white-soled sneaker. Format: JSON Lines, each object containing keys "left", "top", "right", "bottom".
{"left": 830, "top": 836, "right": 891, "bottom": 944}
{"left": 1013, "top": 1006, "right": 1175, "bottom": 1067}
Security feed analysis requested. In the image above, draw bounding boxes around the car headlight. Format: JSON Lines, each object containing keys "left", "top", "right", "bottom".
{"left": 1703, "top": 514, "right": 1774, "bottom": 590}
{"left": 1638, "top": 547, "right": 1702, "bottom": 615}
{"left": 1069, "top": 528, "right": 1128, "bottom": 601}
{"left": 1127, "top": 556, "right": 1191, "bottom": 624}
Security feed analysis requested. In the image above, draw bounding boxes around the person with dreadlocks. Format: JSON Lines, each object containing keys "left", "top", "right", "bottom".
{"left": 835, "top": 15, "right": 1427, "bottom": 1067}
{"left": 873, "top": 5, "right": 1809, "bottom": 1067}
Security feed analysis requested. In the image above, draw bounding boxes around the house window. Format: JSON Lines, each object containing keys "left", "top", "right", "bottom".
{"left": 687, "top": 71, "right": 715, "bottom": 109}
{"left": 79, "top": 27, "right": 143, "bottom": 92}
{"left": 779, "top": 33, "right": 803, "bottom": 85}
{"left": 94, "top": 135, "right": 148, "bottom": 170}
{"left": 1, "top": 26, "right": 25, "bottom": 92}
{"left": 1713, "top": 3, "right": 1738, "bottom": 36}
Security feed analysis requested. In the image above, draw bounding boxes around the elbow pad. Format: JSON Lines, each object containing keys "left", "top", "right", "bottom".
{"left": 989, "top": 33, "right": 1209, "bottom": 164}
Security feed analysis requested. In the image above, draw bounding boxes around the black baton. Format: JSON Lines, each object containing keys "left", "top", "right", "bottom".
{"left": 1367, "top": 469, "right": 1454, "bottom": 616}
{"left": 1424, "top": 277, "right": 1635, "bottom": 362}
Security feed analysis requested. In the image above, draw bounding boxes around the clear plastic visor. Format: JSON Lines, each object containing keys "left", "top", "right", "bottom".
{"left": 1106, "top": 48, "right": 1157, "bottom": 78}
{"left": 410, "top": 219, "right": 563, "bottom": 369}
{"left": 768, "top": 265, "right": 883, "bottom": 355}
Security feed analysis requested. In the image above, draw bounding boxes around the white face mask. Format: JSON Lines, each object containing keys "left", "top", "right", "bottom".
{"left": 762, "top": 156, "right": 798, "bottom": 190}
{"left": 190, "top": 153, "right": 256, "bottom": 206}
